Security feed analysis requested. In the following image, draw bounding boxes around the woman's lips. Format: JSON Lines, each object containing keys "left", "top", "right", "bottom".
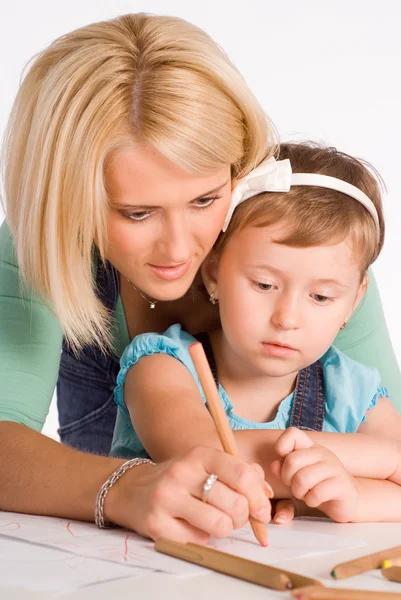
{"left": 262, "top": 342, "right": 297, "bottom": 358}
{"left": 149, "top": 261, "right": 192, "bottom": 281}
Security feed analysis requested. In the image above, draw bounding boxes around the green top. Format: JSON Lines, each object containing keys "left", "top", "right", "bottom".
{"left": 0, "top": 218, "right": 400, "bottom": 432}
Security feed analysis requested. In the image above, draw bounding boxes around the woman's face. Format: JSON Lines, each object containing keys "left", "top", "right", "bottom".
{"left": 105, "top": 144, "right": 232, "bottom": 301}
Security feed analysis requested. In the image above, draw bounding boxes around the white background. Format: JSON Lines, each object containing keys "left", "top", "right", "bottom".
{"left": 1, "top": 0, "right": 400, "bottom": 438}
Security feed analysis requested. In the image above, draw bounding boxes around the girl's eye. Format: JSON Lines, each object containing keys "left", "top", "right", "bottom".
{"left": 312, "top": 293, "right": 331, "bottom": 304}
{"left": 123, "top": 211, "right": 151, "bottom": 222}
{"left": 255, "top": 282, "right": 275, "bottom": 292}
{"left": 192, "top": 195, "right": 220, "bottom": 209}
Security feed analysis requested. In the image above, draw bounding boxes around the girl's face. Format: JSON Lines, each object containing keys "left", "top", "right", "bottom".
{"left": 204, "top": 223, "right": 367, "bottom": 378}
{"left": 106, "top": 144, "right": 232, "bottom": 301}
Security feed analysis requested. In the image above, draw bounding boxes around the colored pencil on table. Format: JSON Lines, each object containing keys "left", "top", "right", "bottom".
{"left": 382, "top": 566, "right": 401, "bottom": 584}
{"left": 331, "top": 545, "right": 401, "bottom": 579}
{"left": 383, "top": 558, "right": 401, "bottom": 569}
{"left": 188, "top": 341, "right": 269, "bottom": 547}
{"left": 292, "top": 584, "right": 401, "bottom": 599}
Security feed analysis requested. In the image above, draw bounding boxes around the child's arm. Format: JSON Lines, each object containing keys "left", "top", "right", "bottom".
{"left": 123, "top": 353, "right": 223, "bottom": 462}
{"left": 125, "top": 358, "right": 401, "bottom": 488}
{"left": 233, "top": 396, "right": 401, "bottom": 485}
{"left": 269, "top": 427, "right": 401, "bottom": 523}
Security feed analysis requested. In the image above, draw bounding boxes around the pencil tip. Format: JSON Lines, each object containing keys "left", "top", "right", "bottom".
{"left": 331, "top": 569, "right": 337, "bottom": 579}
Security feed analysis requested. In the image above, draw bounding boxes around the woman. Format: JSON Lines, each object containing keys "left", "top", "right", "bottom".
{"left": 0, "top": 13, "right": 399, "bottom": 541}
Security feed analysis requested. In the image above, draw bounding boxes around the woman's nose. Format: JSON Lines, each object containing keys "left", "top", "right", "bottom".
{"left": 158, "top": 215, "right": 192, "bottom": 264}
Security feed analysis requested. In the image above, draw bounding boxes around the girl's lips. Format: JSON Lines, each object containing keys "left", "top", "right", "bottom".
{"left": 262, "top": 342, "right": 297, "bottom": 358}
{"left": 149, "top": 261, "right": 192, "bottom": 281}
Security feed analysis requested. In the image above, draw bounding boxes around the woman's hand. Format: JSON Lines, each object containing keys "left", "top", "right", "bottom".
{"left": 104, "top": 445, "right": 272, "bottom": 543}
{"left": 271, "top": 427, "right": 359, "bottom": 523}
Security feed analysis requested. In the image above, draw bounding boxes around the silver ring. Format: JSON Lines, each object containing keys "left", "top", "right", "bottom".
{"left": 202, "top": 473, "right": 218, "bottom": 503}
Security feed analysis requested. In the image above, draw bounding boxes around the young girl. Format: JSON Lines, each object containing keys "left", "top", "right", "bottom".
{"left": 111, "top": 142, "right": 401, "bottom": 523}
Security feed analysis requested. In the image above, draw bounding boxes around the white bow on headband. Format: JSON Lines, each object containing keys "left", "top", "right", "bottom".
{"left": 222, "top": 156, "right": 380, "bottom": 243}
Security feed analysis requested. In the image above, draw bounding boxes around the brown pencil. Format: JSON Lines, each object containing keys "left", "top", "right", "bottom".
{"left": 331, "top": 545, "right": 401, "bottom": 579}
{"left": 189, "top": 341, "right": 268, "bottom": 547}
{"left": 292, "top": 584, "right": 401, "bottom": 599}
{"left": 382, "top": 566, "right": 401, "bottom": 584}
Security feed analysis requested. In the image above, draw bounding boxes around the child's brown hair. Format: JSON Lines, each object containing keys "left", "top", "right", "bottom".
{"left": 213, "top": 142, "right": 385, "bottom": 273}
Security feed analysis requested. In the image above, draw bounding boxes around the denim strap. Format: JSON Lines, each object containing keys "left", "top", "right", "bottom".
{"left": 289, "top": 360, "right": 325, "bottom": 431}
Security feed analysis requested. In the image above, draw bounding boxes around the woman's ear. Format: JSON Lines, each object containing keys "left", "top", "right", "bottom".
{"left": 201, "top": 252, "right": 219, "bottom": 300}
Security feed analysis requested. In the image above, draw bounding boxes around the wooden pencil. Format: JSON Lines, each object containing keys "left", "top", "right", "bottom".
{"left": 331, "top": 545, "right": 401, "bottom": 579}
{"left": 382, "top": 566, "right": 401, "bottom": 584}
{"left": 155, "top": 538, "right": 323, "bottom": 591}
{"left": 292, "top": 584, "right": 401, "bottom": 599}
{"left": 188, "top": 341, "right": 268, "bottom": 547}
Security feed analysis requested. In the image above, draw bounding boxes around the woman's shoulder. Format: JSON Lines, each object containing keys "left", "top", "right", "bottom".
{"left": 0, "top": 219, "right": 18, "bottom": 267}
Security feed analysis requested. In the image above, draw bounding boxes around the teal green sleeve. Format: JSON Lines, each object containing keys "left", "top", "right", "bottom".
{"left": 334, "top": 270, "right": 401, "bottom": 413}
{"left": 0, "top": 220, "right": 63, "bottom": 431}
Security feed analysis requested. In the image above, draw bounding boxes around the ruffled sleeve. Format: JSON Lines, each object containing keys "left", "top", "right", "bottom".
{"left": 322, "top": 346, "right": 390, "bottom": 433}
{"left": 114, "top": 323, "right": 204, "bottom": 411}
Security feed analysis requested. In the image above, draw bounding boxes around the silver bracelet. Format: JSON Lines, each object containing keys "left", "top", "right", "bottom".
{"left": 95, "top": 457, "right": 155, "bottom": 529}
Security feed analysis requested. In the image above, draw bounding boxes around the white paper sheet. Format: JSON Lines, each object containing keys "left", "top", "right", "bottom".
{"left": 0, "top": 512, "right": 199, "bottom": 575}
{"left": 0, "top": 511, "right": 366, "bottom": 579}
{"left": 209, "top": 523, "right": 367, "bottom": 564}
{"left": 0, "top": 537, "right": 144, "bottom": 593}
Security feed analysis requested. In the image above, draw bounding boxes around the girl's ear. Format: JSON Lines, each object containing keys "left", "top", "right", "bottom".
{"left": 350, "top": 272, "right": 370, "bottom": 316}
{"left": 201, "top": 252, "right": 219, "bottom": 299}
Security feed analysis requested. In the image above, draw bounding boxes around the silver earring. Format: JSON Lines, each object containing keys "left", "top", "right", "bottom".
{"left": 209, "top": 292, "right": 219, "bottom": 305}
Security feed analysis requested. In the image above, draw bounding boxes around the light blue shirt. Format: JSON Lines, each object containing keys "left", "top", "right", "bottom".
{"left": 111, "top": 324, "right": 388, "bottom": 458}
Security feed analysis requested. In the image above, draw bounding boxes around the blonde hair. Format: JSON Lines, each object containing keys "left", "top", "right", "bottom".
{"left": 213, "top": 142, "right": 385, "bottom": 274}
{"left": 1, "top": 13, "right": 277, "bottom": 352}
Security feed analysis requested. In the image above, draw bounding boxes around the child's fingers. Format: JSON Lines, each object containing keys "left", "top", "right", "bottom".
{"left": 290, "top": 462, "right": 338, "bottom": 501}
{"left": 279, "top": 447, "right": 328, "bottom": 487}
{"left": 274, "top": 427, "right": 314, "bottom": 458}
{"left": 273, "top": 499, "right": 296, "bottom": 524}
{"left": 304, "top": 476, "right": 342, "bottom": 508}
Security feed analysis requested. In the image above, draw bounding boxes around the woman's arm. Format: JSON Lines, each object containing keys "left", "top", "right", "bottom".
{"left": 0, "top": 422, "right": 271, "bottom": 541}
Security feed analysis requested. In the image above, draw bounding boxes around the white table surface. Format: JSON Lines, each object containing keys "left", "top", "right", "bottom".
{"left": 2, "top": 518, "right": 401, "bottom": 599}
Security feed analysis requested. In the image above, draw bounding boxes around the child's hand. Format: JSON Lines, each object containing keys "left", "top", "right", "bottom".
{"left": 271, "top": 427, "right": 359, "bottom": 523}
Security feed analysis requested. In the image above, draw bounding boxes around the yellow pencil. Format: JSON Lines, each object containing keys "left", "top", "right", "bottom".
{"left": 383, "top": 558, "right": 401, "bottom": 569}
{"left": 189, "top": 341, "right": 269, "bottom": 547}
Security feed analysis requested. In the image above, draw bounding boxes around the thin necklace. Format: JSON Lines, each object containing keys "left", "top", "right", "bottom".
{"left": 126, "top": 278, "right": 158, "bottom": 309}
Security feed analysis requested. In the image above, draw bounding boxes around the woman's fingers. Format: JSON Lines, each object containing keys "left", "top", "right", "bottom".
{"left": 190, "top": 446, "right": 271, "bottom": 521}
{"left": 273, "top": 498, "right": 296, "bottom": 524}
{"left": 198, "top": 480, "right": 251, "bottom": 529}
{"left": 116, "top": 446, "right": 271, "bottom": 542}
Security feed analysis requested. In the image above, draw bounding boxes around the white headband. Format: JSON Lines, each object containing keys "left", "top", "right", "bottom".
{"left": 222, "top": 156, "right": 380, "bottom": 243}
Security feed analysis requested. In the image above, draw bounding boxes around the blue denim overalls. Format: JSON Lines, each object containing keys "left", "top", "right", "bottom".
{"left": 57, "top": 262, "right": 325, "bottom": 455}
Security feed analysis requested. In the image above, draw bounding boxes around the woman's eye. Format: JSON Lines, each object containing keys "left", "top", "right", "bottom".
{"left": 312, "top": 293, "right": 330, "bottom": 304}
{"left": 123, "top": 211, "right": 151, "bottom": 222}
{"left": 255, "top": 282, "right": 274, "bottom": 291}
{"left": 192, "top": 195, "right": 219, "bottom": 209}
